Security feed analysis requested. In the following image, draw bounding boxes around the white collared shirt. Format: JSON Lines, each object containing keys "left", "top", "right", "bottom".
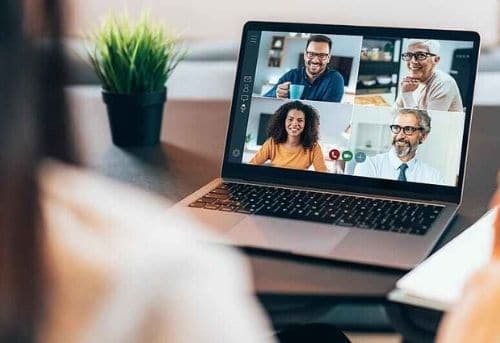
{"left": 353, "top": 148, "right": 446, "bottom": 185}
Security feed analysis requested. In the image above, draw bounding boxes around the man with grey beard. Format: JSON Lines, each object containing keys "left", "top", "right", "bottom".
{"left": 354, "top": 108, "right": 445, "bottom": 185}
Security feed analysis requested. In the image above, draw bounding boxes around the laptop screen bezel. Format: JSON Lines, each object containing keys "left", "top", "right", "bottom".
{"left": 222, "top": 21, "right": 480, "bottom": 204}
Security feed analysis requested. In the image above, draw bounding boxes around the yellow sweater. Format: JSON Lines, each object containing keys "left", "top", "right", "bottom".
{"left": 249, "top": 139, "right": 328, "bottom": 172}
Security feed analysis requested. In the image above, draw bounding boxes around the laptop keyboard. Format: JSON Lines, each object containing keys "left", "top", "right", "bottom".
{"left": 189, "top": 182, "right": 444, "bottom": 235}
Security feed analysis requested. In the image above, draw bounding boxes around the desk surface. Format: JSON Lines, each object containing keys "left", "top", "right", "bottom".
{"left": 68, "top": 86, "right": 500, "bottom": 301}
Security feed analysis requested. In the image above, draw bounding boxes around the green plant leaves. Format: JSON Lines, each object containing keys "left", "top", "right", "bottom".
{"left": 87, "top": 12, "right": 187, "bottom": 93}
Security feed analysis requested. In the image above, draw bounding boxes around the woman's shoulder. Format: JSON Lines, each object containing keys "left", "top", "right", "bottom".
{"left": 310, "top": 142, "right": 324, "bottom": 152}
{"left": 262, "top": 138, "right": 279, "bottom": 150}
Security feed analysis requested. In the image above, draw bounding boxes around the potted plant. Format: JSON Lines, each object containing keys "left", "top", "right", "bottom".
{"left": 88, "top": 13, "right": 186, "bottom": 146}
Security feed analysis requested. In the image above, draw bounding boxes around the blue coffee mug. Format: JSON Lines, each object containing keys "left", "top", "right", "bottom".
{"left": 289, "top": 84, "right": 305, "bottom": 100}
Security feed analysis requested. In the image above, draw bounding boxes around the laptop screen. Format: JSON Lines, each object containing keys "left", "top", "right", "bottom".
{"left": 224, "top": 23, "right": 479, "bottom": 198}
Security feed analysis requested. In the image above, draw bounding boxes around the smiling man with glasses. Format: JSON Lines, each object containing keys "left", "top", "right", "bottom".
{"left": 264, "top": 34, "right": 344, "bottom": 102}
{"left": 395, "top": 39, "right": 464, "bottom": 112}
{"left": 354, "top": 108, "right": 445, "bottom": 185}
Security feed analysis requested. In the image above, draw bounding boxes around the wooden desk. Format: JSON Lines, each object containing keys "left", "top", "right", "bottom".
{"left": 67, "top": 86, "right": 500, "bottom": 306}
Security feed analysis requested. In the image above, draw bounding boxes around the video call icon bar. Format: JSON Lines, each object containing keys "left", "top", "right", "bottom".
{"left": 249, "top": 34, "right": 258, "bottom": 44}
{"left": 329, "top": 149, "right": 366, "bottom": 163}
{"left": 240, "top": 75, "right": 252, "bottom": 114}
{"left": 228, "top": 31, "right": 260, "bottom": 163}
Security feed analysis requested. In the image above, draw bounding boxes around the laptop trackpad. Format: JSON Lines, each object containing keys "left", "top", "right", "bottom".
{"left": 226, "top": 216, "right": 349, "bottom": 256}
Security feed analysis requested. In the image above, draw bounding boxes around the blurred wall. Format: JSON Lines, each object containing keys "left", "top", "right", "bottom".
{"left": 67, "top": 0, "right": 499, "bottom": 46}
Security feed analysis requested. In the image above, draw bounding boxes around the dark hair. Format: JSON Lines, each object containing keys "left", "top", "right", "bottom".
{"left": 0, "top": 1, "right": 76, "bottom": 341}
{"left": 306, "top": 34, "right": 332, "bottom": 51}
{"left": 267, "top": 101, "right": 320, "bottom": 149}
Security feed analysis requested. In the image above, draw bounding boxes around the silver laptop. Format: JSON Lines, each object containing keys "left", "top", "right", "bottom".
{"left": 169, "top": 21, "right": 480, "bottom": 270}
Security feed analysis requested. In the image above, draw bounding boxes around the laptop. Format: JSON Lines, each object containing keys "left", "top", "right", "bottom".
{"left": 169, "top": 21, "right": 480, "bottom": 270}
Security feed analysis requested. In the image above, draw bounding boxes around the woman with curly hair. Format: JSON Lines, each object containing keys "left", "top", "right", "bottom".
{"left": 250, "top": 101, "right": 327, "bottom": 172}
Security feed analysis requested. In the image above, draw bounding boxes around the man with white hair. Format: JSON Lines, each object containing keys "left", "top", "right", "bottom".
{"left": 354, "top": 108, "right": 445, "bottom": 185}
{"left": 395, "top": 39, "right": 464, "bottom": 112}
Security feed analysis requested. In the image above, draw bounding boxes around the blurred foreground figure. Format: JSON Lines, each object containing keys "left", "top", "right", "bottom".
{"left": 0, "top": 2, "right": 273, "bottom": 342}
{"left": 437, "top": 174, "right": 500, "bottom": 343}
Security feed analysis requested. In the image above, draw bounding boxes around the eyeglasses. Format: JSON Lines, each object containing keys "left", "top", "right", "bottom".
{"left": 305, "top": 51, "right": 330, "bottom": 60}
{"left": 401, "top": 52, "right": 436, "bottom": 61}
{"left": 389, "top": 125, "right": 423, "bottom": 135}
